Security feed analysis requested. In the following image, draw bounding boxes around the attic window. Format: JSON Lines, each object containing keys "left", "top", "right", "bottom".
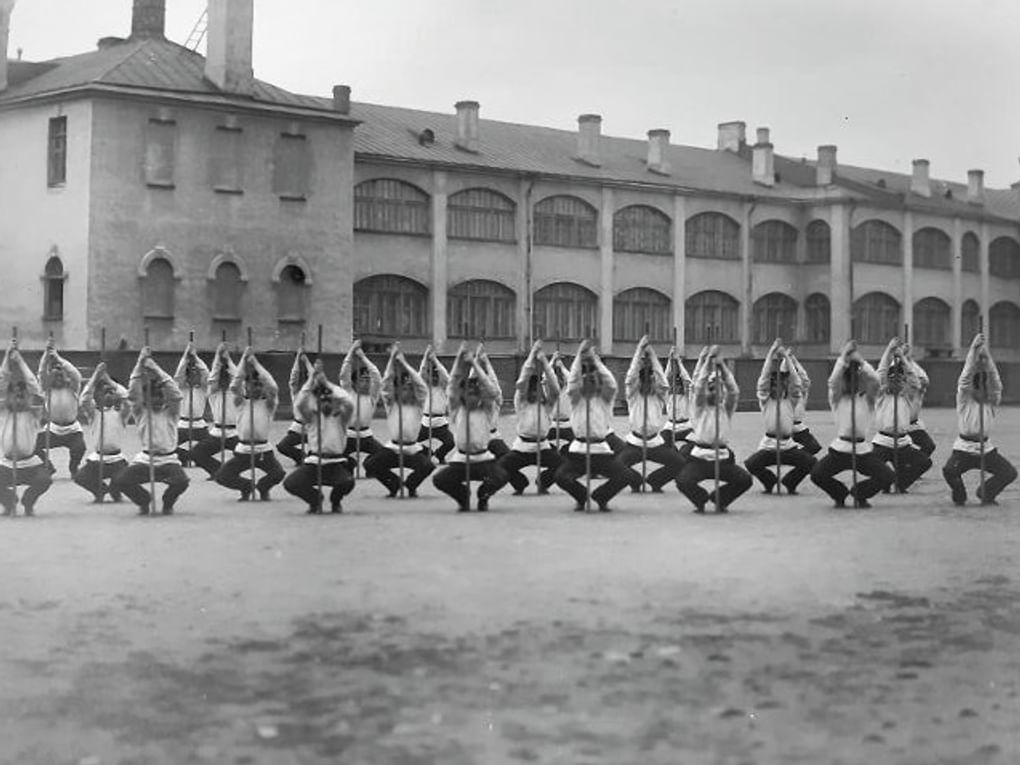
{"left": 876, "top": 178, "right": 886, "bottom": 188}
{"left": 418, "top": 128, "right": 436, "bottom": 147}
{"left": 944, "top": 188, "right": 954, "bottom": 199}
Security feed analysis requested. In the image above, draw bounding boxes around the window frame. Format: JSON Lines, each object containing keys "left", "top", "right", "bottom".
{"left": 912, "top": 297, "right": 951, "bottom": 348}
{"left": 805, "top": 220, "right": 831, "bottom": 264}
{"left": 805, "top": 293, "right": 831, "bottom": 344}
{"left": 354, "top": 179, "right": 432, "bottom": 236}
{"left": 447, "top": 188, "right": 517, "bottom": 243}
{"left": 353, "top": 274, "right": 431, "bottom": 338}
{"left": 612, "top": 287, "right": 672, "bottom": 343}
{"left": 684, "top": 290, "right": 740, "bottom": 344}
{"left": 852, "top": 292, "right": 901, "bottom": 344}
{"left": 447, "top": 279, "right": 516, "bottom": 339}
{"left": 751, "top": 220, "right": 798, "bottom": 264}
{"left": 612, "top": 205, "right": 673, "bottom": 255}
{"left": 47, "top": 116, "right": 68, "bottom": 188}
{"left": 913, "top": 227, "right": 952, "bottom": 271}
{"left": 532, "top": 195, "right": 598, "bottom": 249}
{"left": 752, "top": 292, "right": 798, "bottom": 344}
{"left": 851, "top": 220, "right": 902, "bottom": 265}
{"left": 685, "top": 212, "right": 741, "bottom": 260}
{"left": 531, "top": 282, "right": 599, "bottom": 342}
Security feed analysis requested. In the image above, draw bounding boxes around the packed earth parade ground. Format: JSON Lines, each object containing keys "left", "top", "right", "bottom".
{"left": 1, "top": 407, "right": 1018, "bottom": 765}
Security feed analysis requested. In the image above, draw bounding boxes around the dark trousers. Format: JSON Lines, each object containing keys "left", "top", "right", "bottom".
{"left": 111, "top": 462, "right": 189, "bottom": 513}
{"left": 677, "top": 453, "right": 753, "bottom": 511}
{"left": 554, "top": 452, "right": 639, "bottom": 509}
{"left": 343, "top": 434, "right": 385, "bottom": 476}
{"left": 215, "top": 451, "right": 286, "bottom": 497}
{"left": 73, "top": 458, "right": 128, "bottom": 501}
{"left": 661, "top": 429, "right": 694, "bottom": 450}
{"left": 0, "top": 464, "right": 53, "bottom": 513}
{"left": 619, "top": 443, "right": 687, "bottom": 491}
{"left": 498, "top": 447, "right": 562, "bottom": 493}
{"left": 432, "top": 461, "right": 510, "bottom": 509}
{"left": 417, "top": 423, "right": 455, "bottom": 464}
{"left": 275, "top": 429, "right": 306, "bottom": 466}
{"left": 872, "top": 443, "right": 932, "bottom": 492}
{"left": 810, "top": 448, "right": 895, "bottom": 504}
{"left": 942, "top": 449, "right": 1017, "bottom": 504}
{"left": 793, "top": 429, "right": 823, "bottom": 456}
{"left": 35, "top": 430, "right": 87, "bottom": 475}
{"left": 191, "top": 434, "right": 239, "bottom": 478}
{"left": 283, "top": 462, "right": 355, "bottom": 512}
{"left": 744, "top": 446, "right": 817, "bottom": 493}
{"left": 176, "top": 426, "right": 209, "bottom": 466}
{"left": 909, "top": 428, "right": 937, "bottom": 458}
{"left": 487, "top": 437, "right": 528, "bottom": 493}
{"left": 606, "top": 432, "right": 626, "bottom": 456}
{"left": 547, "top": 424, "right": 575, "bottom": 456}
{"left": 363, "top": 448, "right": 434, "bottom": 496}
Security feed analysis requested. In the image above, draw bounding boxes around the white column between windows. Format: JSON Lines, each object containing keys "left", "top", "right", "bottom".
{"left": 431, "top": 170, "right": 447, "bottom": 351}
{"left": 903, "top": 210, "right": 914, "bottom": 344}
{"left": 980, "top": 221, "right": 991, "bottom": 334}
{"left": 600, "top": 186, "right": 614, "bottom": 354}
{"left": 952, "top": 217, "right": 963, "bottom": 356}
{"left": 829, "top": 204, "right": 852, "bottom": 353}
{"left": 673, "top": 195, "right": 687, "bottom": 352}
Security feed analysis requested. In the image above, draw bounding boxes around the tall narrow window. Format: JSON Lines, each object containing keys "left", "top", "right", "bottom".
{"left": 752, "top": 293, "right": 797, "bottom": 343}
{"left": 961, "top": 299, "right": 980, "bottom": 344}
{"left": 851, "top": 220, "right": 902, "bottom": 264}
{"left": 211, "top": 123, "right": 244, "bottom": 193}
{"left": 613, "top": 288, "right": 671, "bottom": 343}
{"left": 961, "top": 232, "right": 980, "bottom": 273}
{"left": 277, "top": 265, "right": 308, "bottom": 323}
{"left": 448, "top": 188, "right": 516, "bottom": 242}
{"left": 211, "top": 262, "right": 243, "bottom": 321}
{"left": 354, "top": 179, "right": 431, "bottom": 235}
{"left": 533, "top": 196, "right": 598, "bottom": 249}
{"left": 751, "top": 220, "right": 798, "bottom": 263}
{"left": 142, "top": 257, "right": 175, "bottom": 319}
{"left": 913, "top": 228, "right": 951, "bottom": 270}
{"left": 685, "top": 213, "right": 740, "bottom": 260}
{"left": 42, "top": 256, "right": 65, "bottom": 321}
{"left": 805, "top": 293, "right": 830, "bottom": 344}
{"left": 47, "top": 117, "right": 67, "bottom": 187}
{"left": 685, "top": 291, "right": 739, "bottom": 344}
{"left": 353, "top": 275, "right": 430, "bottom": 338}
{"left": 990, "top": 302, "right": 1020, "bottom": 349}
{"left": 912, "top": 297, "right": 950, "bottom": 348}
{"left": 852, "top": 292, "right": 900, "bottom": 344}
{"left": 806, "top": 220, "right": 831, "bottom": 263}
{"left": 272, "top": 133, "right": 311, "bottom": 200}
{"left": 144, "top": 117, "right": 177, "bottom": 188}
{"left": 448, "top": 280, "right": 516, "bottom": 339}
{"left": 613, "top": 206, "right": 672, "bottom": 255}
{"left": 532, "top": 282, "right": 598, "bottom": 342}
{"left": 989, "top": 237, "right": 1020, "bottom": 279}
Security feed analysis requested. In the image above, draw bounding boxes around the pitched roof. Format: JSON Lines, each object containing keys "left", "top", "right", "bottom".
{"left": 0, "top": 37, "right": 336, "bottom": 115}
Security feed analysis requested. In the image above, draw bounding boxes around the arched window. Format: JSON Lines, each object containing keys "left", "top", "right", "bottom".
{"left": 990, "top": 301, "right": 1020, "bottom": 349}
{"left": 752, "top": 293, "right": 797, "bottom": 344}
{"left": 353, "top": 274, "right": 429, "bottom": 338}
{"left": 42, "top": 256, "right": 65, "bottom": 321}
{"left": 142, "top": 257, "right": 175, "bottom": 319}
{"left": 354, "top": 179, "right": 431, "bottom": 235}
{"left": 448, "top": 279, "right": 516, "bottom": 339}
{"left": 613, "top": 205, "right": 672, "bottom": 255}
{"left": 961, "top": 299, "right": 980, "bottom": 345}
{"left": 686, "top": 212, "right": 740, "bottom": 260}
{"left": 851, "top": 220, "right": 902, "bottom": 265}
{"left": 613, "top": 288, "right": 671, "bottom": 343}
{"left": 961, "top": 232, "right": 980, "bottom": 274}
{"left": 211, "top": 262, "right": 243, "bottom": 321}
{"left": 277, "top": 265, "right": 308, "bottom": 324}
{"left": 685, "top": 291, "right": 739, "bottom": 344}
{"left": 532, "top": 282, "right": 598, "bottom": 342}
{"left": 448, "top": 188, "right": 516, "bottom": 243}
{"left": 806, "top": 220, "right": 831, "bottom": 263}
{"left": 533, "top": 195, "right": 598, "bottom": 248}
{"left": 852, "top": 292, "right": 900, "bottom": 344}
{"left": 989, "top": 237, "right": 1020, "bottom": 279}
{"left": 913, "top": 228, "right": 951, "bottom": 270}
{"left": 805, "top": 293, "right": 830, "bottom": 344}
{"left": 751, "top": 220, "right": 797, "bottom": 263}
{"left": 912, "top": 297, "right": 950, "bottom": 348}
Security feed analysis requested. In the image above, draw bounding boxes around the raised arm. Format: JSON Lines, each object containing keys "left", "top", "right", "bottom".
{"left": 516, "top": 341, "right": 541, "bottom": 399}
{"left": 289, "top": 349, "right": 314, "bottom": 401}
{"left": 877, "top": 337, "right": 899, "bottom": 389}
{"left": 397, "top": 352, "right": 428, "bottom": 404}
{"left": 591, "top": 348, "right": 618, "bottom": 403}
{"left": 827, "top": 342, "right": 853, "bottom": 408}
{"left": 208, "top": 343, "right": 237, "bottom": 394}
{"left": 538, "top": 351, "right": 560, "bottom": 401}
{"left": 446, "top": 343, "right": 470, "bottom": 414}
{"left": 566, "top": 341, "right": 586, "bottom": 405}
{"left": 719, "top": 358, "right": 739, "bottom": 416}
{"left": 757, "top": 339, "right": 781, "bottom": 405}
{"left": 380, "top": 346, "right": 398, "bottom": 404}
{"left": 692, "top": 345, "right": 716, "bottom": 408}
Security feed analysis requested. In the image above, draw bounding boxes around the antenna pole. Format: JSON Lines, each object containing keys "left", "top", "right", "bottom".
{"left": 247, "top": 327, "right": 256, "bottom": 500}
{"left": 145, "top": 328, "right": 156, "bottom": 516}
{"left": 97, "top": 328, "right": 107, "bottom": 502}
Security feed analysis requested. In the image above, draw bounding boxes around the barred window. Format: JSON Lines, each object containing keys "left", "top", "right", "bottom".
{"left": 685, "top": 290, "right": 739, "bottom": 344}
{"left": 913, "top": 227, "right": 951, "bottom": 270}
{"left": 961, "top": 232, "right": 980, "bottom": 274}
{"left": 532, "top": 282, "right": 598, "bottom": 342}
{"left": 912, "top": 297, "right": 950, "bottom": 348}
{"left": 961, "top": 299, "right": 981, "bottom": 345}
{"left": 43, "top": 256, "right": 65, "bottom": 321}
{"left": 144, "top": 118, "right": 176, "bottom": 188}
{"left": 613, "top": 287, "right": 671, "bottom": 343}
{"left": 752, "top": 293, "right": 797, "bottom": 344}
{"left": 277, "top": 265, "right": 308, "bottom": 324}
{"left": 142, "top": 257, "right": 175, "bottom": 319}
{"left": 353, "top": 274, "right": 430, "bottom": 338}
{"left": 805, "top": 293, "right": 830, "bottom": 344}
{"left": 851, "top": 220, "right": 902, "bottom": 265}
{"left": 448, "top": 279, "right": 516, "bottom": 339}
{"left": 806, "top": 220, "right": 831, "bottom": 263}
{"left": 211, "top": 124, "right": 244, "bottom": 193}
{"left": 533, "top": 196, "right": 598, "bottom": 249}
{"left": 448, "top": 188, "right": 516, "bottom": 242}
{"left": 989, "top": 236, "right": 1020, "bottom": 279}
{"left": 685, "top": 212, "right": 740, "bottom": 260}
{"left": 751, "top": 220, "right": 797, "bottom": 263}
{"left": 47, "top": 116, "right": 67, "bottom": 187}
{"left": 212, "top": 262, "right": 243, "bottom": 321}
{"left": 990, "top": 301, "right": 1020, "bottom": 349}
{"left": 852, "top": 292, "right": 900, "bottom": 344}
{"left": 355, "top": 179, "right": 431, "bottom": 235}
{"left": 613, "top": 205, "right": 672, "bottom": 255}
{"left": 272, "top": 133, "right": 311, "bottom": 200}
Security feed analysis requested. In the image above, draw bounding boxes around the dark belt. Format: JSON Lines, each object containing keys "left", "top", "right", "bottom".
{"left": 575, "top": 437, "right": 605, "bottom": 444}
{"left": 631, "top": 431, "right": 659, "bottom": 440}
{"left": 961, "top": 434, "right": 988, "bottom": 443}
{"left": 141, "top": 450, "right": 176, "bottom": 457}
{"left": 240, "top": 439, "right": 269, "bottom": 446}
{"left": 879, "top": 431, "right": 906, "bottom": 438}
{"left": 693, "top": 441, "right": 725, "bottom": 449}
{"left": 764, "top": 432, "right": 792, "bottom": 438}
{"left": 519, "top": 435, "right": 544, "bottom": 443}
{"left": 393, "top": 440, "right": 419, "bottom": 446}
{"left": 839, "top": 436, "right": 866, "bottom": 443}
{"left": 461, "top": 449, "right": 489, "bottom": 457}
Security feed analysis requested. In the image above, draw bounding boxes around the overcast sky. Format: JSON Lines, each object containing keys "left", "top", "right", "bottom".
{"left": 9, "top": 0, "right": 1020, "bottom": 187}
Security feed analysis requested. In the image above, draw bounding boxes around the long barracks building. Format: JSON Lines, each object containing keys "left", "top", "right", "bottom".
{"left": 1, "top": 0, "right": 1018, "bottom": 362}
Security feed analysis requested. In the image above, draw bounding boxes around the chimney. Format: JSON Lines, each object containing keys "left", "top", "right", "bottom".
{"left": 717, "top": 121, "right": 746, "bottom": 152}
{"left": 454, "top": 100, "right": 479, "bottom": 153}
{"left": 130, "top": 0, "right": 165, "bottom": 39}
{"left": 752, "top": 127, "right": 774, "bottom": 187}
{"left": 0, "top": 0, "right": 15, "bottom": 92}
{"left": 910, "top": 159, "right": 931, "bottom": 198}
{"left": 332, "top": 84, "right": 350, "bottom": 115}
{"left": 646, "top": 129, "right": 671, "bottom": 175}
{"left": 576, "top": 114, "right": 601, "bottom": 166}
{"left": 205, "top": 0, "right": 254, "bottom": 95}
{"left": 966, "top": 169, "right": 985, "bottom": 205}
{"left": 817, "top": 145, "right": 837, "bottom": 186}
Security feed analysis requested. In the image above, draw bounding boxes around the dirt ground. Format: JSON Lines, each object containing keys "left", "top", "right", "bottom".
{"left": 1, "top": 408, "right": 1018, "bottom": 765}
